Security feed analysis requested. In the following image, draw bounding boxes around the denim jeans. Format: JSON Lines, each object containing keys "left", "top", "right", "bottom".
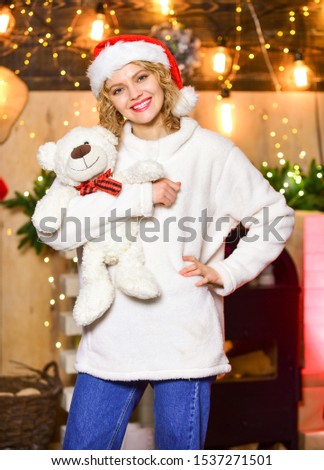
{"left": 63, "top": 373, "right": 215, "bottom": 450}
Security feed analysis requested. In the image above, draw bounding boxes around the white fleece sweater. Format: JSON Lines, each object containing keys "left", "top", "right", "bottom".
{"left": 42, "top": 117, "right": 294, "bottom": 380}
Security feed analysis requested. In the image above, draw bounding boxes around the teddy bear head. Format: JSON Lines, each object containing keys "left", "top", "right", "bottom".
{"left": 37, "top": 125, "right": 118, "bottom": 187}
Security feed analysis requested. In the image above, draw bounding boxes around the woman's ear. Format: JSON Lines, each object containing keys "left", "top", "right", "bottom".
{"left": 37, "top": 142, "right": 57, "bottom": 171}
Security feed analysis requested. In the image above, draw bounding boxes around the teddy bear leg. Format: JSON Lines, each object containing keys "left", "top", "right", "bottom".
{"left": 73, "top": 242, "right": 115, "bottom": 327}
{"left": 114, "top": 239, "right": 160, "bottom": 300}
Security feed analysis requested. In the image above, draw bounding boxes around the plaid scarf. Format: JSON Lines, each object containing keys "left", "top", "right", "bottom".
{"left": 75, "top": 169, "right": 122, "bottom": 197}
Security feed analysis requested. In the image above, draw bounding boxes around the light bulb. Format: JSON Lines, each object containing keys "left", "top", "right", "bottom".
{"left": 0, "top": 5, "right": 15, "bottom": 35}
{"left": 90, "top": 3, "right": 107, "bottom": 41}
{"left": 212, "top": 46, "right": 232, "bottom": 76}
{"left": 293, "top": 60, "right": 313, "bottom": 88}
{"left": 286, "top": 52, "right": 315, "bottom": 90}
{"left": 159, "top": 0, "right": 172, "bottom": 16}
{"left": 0, "top": 11, "right": 9, "bottom": 33}
{"left": 90, "top": 14, "right": 105, "bottom": 41}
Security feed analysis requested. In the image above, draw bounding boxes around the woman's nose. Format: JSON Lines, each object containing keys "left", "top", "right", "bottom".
{"left": 128, "top": 84, "right": 142, "bottom": 100}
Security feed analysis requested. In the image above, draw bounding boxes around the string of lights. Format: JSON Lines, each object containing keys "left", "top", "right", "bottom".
{"left": 246, "top": 0, "right": 282, "bottom": 92}
{"left": 0, "top": 1, "right": 322, "bottom": 91}
{"left": 0, "top": 1, "right": 121, "bottom": 88}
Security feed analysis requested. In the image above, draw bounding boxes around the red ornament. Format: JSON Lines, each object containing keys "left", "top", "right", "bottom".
{"left": 0, "top": 177, "right": 8, "bottom": 200}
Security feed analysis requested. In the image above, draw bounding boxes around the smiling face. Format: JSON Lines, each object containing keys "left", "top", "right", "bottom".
{"left": 106, "top": 63, "right": 166, "bottom": 138}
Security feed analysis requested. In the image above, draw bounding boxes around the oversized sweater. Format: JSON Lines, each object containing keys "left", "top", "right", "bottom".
{"left": 43, "top": 117, "right": 295, "bottom": 380}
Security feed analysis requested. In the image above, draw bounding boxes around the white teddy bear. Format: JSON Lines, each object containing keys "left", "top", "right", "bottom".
{"left": 32, "top": 125, "right": 164, "bottom": 327}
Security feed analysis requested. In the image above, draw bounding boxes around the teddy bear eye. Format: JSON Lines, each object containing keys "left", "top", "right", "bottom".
{"left": 84, "top": 141, "right": 89, "bottom": 145}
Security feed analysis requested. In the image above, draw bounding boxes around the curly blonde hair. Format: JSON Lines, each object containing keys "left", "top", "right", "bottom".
{"left": 97, "top": 61, "right": 181, "bottom": 137}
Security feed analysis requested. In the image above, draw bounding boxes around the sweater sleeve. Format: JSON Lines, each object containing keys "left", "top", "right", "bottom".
{"left": 37, "top": 179, "right": 153, "bottom": 251}
{"left": 209, "top": 146, "right": 295, "bottom": 296}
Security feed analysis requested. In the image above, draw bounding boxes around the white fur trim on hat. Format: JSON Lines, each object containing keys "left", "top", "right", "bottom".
{"left": 87, "top": 41, "right": 170, "bottom": 98}
{"left": 173, "top": 86, "right": 199, "bottom": 117}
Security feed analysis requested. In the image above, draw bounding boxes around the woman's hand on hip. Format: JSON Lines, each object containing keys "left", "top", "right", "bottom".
{"left": 179, "top": 256, "right": 224, "bottom": 288}
{"left": 152, "top": 178, "right": 181, "bottom": 207}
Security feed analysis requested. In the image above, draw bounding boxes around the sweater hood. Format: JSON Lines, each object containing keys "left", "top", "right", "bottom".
{"left": 120, "top": 117, "right": 199, "bottom": 161}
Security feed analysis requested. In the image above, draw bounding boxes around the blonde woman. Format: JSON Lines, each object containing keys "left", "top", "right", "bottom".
{"left": 41, "top": 35, "right": 294, "bottom": 450}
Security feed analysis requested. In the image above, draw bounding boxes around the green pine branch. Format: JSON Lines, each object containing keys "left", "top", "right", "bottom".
{"left": 260, "top": 158, "right": 324, "bottom": 211}
{"left": 1, "top": 170, "right": 56, "bottom": 255}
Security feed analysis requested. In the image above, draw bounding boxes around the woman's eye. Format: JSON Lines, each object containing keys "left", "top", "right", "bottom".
{"left": 112, "top": 88, "right": 123, "bottom": 95}
{"left": 138, "top": 74, "right": 148, "bottom": 82}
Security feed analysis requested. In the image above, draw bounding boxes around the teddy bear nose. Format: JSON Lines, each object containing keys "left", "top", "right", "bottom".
{"left": 71, "top": 144, "right": 91, "bottom": 159}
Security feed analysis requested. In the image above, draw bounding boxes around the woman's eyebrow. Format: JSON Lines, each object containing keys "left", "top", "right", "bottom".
{"left": 133, "top": 69, "right": 147, "bottom": 78}
{"left": 108, "top": 82, "right": 124, "bottom": 91}
{"left": 108, "top": 70, "right": 148, "bottom": 91}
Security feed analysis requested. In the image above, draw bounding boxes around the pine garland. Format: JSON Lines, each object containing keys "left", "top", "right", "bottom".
{"left": 260, "top": 158, "right": 324, "bottom": 211}
{"left": 1, "top": 170, "right": 56, "bottom": 255}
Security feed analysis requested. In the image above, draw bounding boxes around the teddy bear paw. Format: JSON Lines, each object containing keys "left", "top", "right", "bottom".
{"left": 115, "top": 268, "right": 160, "bottom": 300}
{"left": 73, "top": 282, "right": 115, "bottom": 326}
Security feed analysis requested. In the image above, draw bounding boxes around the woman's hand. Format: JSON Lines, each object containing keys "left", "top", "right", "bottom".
{"left": 152, "top": 178, "right": 181, "bottom": 207}
{"left": 179, "top": 256, "right": 224, "bottom": 288}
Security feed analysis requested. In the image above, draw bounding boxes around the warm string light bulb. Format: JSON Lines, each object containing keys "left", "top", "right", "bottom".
{"left": 212, "top": 46, "right": 232, "bottom": 76}
{"left": 0, "top": 10, "right": 10, "bottom": 33}
{"left": 0, "top": 5, "right": 15, "bottom": 35}
{"left": 90, "top": 2, "right": 107, "bottom": 41}
{"left": 294, "top": 63, "right": 308, "bottom": 87}
{"left": 90, "top": 15, "right": 105, "bottom": 40}
{"left": 287, "top": 52, "right": 315, "bottom": 90}
{"left": 159, "top": 0, "right": 173, "bottom": 16}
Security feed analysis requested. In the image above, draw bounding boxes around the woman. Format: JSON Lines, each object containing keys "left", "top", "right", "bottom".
{"left": 40, "top": 35, "right": 294, "bottom": 450}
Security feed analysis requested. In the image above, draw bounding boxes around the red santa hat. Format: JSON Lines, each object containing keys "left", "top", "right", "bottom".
{"left": 87, "top": 34, "right": 198, "bottom": 117}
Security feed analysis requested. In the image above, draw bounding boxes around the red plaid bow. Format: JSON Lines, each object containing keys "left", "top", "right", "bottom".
{"left": 75, "top": 169, "right": 122, "bottom": 197}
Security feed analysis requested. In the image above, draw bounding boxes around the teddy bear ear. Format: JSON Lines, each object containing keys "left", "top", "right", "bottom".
{"left": 37, "top": 142, "right": 57, "bottom": 171}
{"left": 93, "top": 125, "right": 118, "bottom": 146}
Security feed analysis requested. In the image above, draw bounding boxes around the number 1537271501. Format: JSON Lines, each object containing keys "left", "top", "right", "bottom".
{"left": 193, "top": 454, "right": 272, "bottom": 466}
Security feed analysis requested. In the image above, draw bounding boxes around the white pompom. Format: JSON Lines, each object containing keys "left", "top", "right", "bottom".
{"left": 172, "top": 86, "right": 199, "bottom": 117}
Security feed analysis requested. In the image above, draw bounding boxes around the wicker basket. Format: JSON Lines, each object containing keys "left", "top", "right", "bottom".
{"left": 0, "top": 361, "right": 62, "bottom": 449}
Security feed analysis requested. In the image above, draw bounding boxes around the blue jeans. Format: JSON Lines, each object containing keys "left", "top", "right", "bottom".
{"left": 63, "top": 373, "right": 215, "bottom": 450}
